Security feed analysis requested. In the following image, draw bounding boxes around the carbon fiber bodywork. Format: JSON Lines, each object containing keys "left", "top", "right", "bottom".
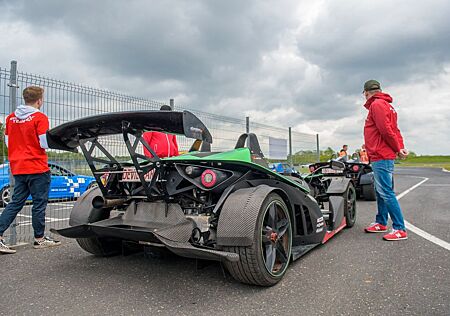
{"left": 217, "top": 185, "right": 276, "bottom": 247}
{"left": 69, "top": 187, "right": 107, "bottom": 226}
{"left": 326, "top": 177, "right": 352, "bottom": 194}
{"left": 56, "top": 200, "right": 240, "bottom": 262}
{"left": 359, "top": 172, "right": 374, "bottom": 185}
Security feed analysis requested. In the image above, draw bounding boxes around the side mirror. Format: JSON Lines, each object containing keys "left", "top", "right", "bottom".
{"left": 330, "top": 159, "right": 345, "bottom": 171}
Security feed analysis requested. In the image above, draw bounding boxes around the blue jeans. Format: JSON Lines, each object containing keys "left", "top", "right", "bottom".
{"left": 0, "top": 172, "right": 50, "bottom": 238}
{"left": 371, "top": 160, "right": 406, "bottom": 231}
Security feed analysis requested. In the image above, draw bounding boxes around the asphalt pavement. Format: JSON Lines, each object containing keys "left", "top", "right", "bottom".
{"left": 0, "top": 167, "right": 448, "bottom": 316}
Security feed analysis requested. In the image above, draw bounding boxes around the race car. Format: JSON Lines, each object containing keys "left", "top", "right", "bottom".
{"left": 305, "top": 157, "right": 376, "bottom": 201}
{"left": 0, "top": 162, "right": 96, "bottom": 206}
{"left": 47, "top": 110, "right": 357, "bottom": 286}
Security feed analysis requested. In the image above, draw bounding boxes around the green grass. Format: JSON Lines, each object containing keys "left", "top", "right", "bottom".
{"left": 402, "top": 155, "right": 450, "bottom": 163}
{"left": 396, "top": 155, "right": 450, "bottom": 170}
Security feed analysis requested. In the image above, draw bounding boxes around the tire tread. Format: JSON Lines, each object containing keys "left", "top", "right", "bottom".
{"left": 222, "top": 192, "right": 292, "bottom": 286}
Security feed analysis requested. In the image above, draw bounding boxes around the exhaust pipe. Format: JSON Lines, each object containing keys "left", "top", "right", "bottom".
{"left": 92, "top": 196, "right": 126, "bottom": 209}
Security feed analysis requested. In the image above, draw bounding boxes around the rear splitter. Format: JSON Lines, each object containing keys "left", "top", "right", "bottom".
{"left": 51, "top": 217, "right": 239, "bottom": 263}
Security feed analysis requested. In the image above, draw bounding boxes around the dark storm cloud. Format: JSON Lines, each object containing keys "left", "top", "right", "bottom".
{"left": 297, "top": 0, "right": 450, "bottom": 91}
{"left": 290, "top": 0, "right": 450, "bottom": 120}
{"left": 4, "top": 0, "right": 296, "bottom": 97}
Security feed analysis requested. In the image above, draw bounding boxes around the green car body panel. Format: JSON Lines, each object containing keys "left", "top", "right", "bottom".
{"left": 164, "top": 148, "right": 310, "bottom": 193}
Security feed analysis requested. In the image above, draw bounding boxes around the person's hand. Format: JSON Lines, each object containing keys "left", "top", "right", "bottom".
{"left": 398, "top": 148, "right": 409, "bottom": 159}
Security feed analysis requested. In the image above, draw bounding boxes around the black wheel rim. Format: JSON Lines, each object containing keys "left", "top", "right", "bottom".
{"left": 261, "top": 200, "right": 292, "bottom": 276}
{"left": 2, "top": 188, "right": 10, "bottom": 205}
{"left": 346, "top": 186, "right": 356, "bottom": 221}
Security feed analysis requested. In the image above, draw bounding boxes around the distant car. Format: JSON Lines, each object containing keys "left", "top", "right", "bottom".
{"left": 305, "top": 157, "right": 376, "bottom": 201}
{"left": 269, "top": 162, "right": 299, "bottom": 175}
{"left": 0, "top": 162, "right": 96, "bottom": 206}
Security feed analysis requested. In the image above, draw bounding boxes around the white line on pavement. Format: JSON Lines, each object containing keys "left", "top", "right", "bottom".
{"left": 396, "top": 176, "right": 450, "bottom": 251}
{"left": 404, "top": 221, "right": 450, "bottom": 251}
{"left": 397, "top": 177, "right": 429, "bottom": 200}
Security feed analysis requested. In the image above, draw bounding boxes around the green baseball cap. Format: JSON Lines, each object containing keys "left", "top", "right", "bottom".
{"left": 363, "top": 79, "right": 381, "bottom": 92}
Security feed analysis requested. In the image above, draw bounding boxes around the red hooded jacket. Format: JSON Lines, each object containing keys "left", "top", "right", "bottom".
{"left": 142, "top": 131, "right": 179, "bottom": 158}
{"left": 363, "top": 92, "right": 404, "bottom": 162}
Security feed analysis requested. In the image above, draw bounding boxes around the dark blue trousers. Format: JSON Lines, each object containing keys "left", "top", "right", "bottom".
{"left": 0, "top": 172, "right": 50, "bottom": 238}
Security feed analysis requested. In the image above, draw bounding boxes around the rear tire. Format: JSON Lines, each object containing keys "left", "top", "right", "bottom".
{"left": 223, "top": 193, "right": 292, "bottom": 286}
{"left": 344, "top": 183, "right": 357, "bottom": 228}
{"left": 362, "top": 183, "right": 376, "bottom": 201}
{"left": 76, "top": 237, "right": 122, "bottom": 256}
{"left": 72, "top": 188, "right": 121, "bottom": 256}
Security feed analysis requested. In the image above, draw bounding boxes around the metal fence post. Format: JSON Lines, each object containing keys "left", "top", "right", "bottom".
{"left": 316, "top": 133, "right": 320, "bottom": 162}
{"left": 246, "top": 116, "right": 250, "bottom": 133}
{"left": 7, "top": 60, "right": 18, "bottom": 245}
{"left": 288, "top": 127, "right": 293, "bottom": 166}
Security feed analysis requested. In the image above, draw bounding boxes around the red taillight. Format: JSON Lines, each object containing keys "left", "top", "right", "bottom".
{"left": 352, "top": 165, "right": 360, "bottom": 172}
{"left": 201, "top": 169, "right": 217, "bottom": 188}
{"left": 309, "top": 166, "right": 315, "bottom": 173}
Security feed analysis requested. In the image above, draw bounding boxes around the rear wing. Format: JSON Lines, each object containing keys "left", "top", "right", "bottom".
{"left": 46, "top": 110, "right": 213, "bottom": 199}
{"left": 46, "top": 110, "right": 212, "bottom": 152}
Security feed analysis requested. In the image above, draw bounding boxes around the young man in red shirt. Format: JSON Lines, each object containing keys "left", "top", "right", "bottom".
{"left": 142, "top": 105, "right": 179, "bottom": 158}
{"left": 0, "top": 86, "right": 61, "bottom": 254}
{"left": 362, "top": 80, "right": 409, "bottom": 241}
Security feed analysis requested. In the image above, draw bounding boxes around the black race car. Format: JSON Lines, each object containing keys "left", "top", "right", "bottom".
{"left": 306, "top": 157, "right": 376, "bottom": 201}
{"left": 47, "top": 110, "right": 357, "bottom": 286}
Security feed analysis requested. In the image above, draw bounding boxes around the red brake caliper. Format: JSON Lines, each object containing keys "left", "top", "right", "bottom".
{"left": 270, "top": 232, "right": 278, "bottom": 242}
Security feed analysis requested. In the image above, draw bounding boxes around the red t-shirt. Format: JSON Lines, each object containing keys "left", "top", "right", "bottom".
{"left": 5, "top": 111, "right": 49, "bottom": 175}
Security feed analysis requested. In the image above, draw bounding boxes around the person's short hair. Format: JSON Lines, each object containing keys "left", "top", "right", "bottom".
{"left": 343, "top": 145, "right": 348, "bottom": 148}
{"left": 23, "top": 86, "right": 44, "bottom": 104}
{"left": 160, "top": 105, "right": 172, "bottom": 111}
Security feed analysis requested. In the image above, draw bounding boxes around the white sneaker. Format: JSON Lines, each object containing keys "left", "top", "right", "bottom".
{"left": 33, "top": 236, "right": 61, "bottom": 249}
{"left": 0, "top": 239, "right": 16, "bottom": 254}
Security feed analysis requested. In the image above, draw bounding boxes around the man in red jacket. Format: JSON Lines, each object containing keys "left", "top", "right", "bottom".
{"left": 362, "top": 80, "right": 409, "bottom": 241}
{"left": 0, "top": 86, "right": 61, "bottom": 254}
{"left": 142, "top": 105, "right": 179, "bottom": 158}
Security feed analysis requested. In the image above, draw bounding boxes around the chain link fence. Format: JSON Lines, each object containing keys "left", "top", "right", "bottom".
{"left": 0, "top": 60, "right": 319, "bottom": 244}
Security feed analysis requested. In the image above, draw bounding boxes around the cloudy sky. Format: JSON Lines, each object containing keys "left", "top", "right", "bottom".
{"left": 1, "top": 0, "right": 449, "bottom": 154}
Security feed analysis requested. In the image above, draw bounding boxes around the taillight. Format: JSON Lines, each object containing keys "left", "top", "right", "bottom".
{"left": 352, "top": 165, "right": 360, "bottom": 172}
{"left": 309, "top": 166, "right": 315, "bottom": 173}
{"left": 201, "top": 169, "right": 217, "bottom": 188}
